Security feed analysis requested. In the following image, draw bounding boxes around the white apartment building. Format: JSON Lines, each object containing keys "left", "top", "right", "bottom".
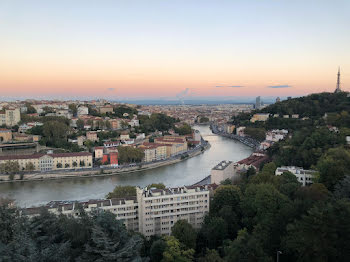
{"left": 265, "top": 129, "right": 288, "bottom": 142}
{"left": 275, "top": 166, "right": 316, "bottom": 186}
{"left": 23, "top": 185, "right": 213, "bottom": 238}
{"left": 210, "top": 160, "right": 248, "bottom": 184}
{"left": 136, "top": 185, "right": 211, "bottom": 238}
{"left": 23, "top": 197, "right": 139, "bottom": 231}
{"left": 77, "top": 106, "right": 89, "bottom": 116}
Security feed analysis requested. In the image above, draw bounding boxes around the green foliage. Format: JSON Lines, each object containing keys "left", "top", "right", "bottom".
{"left": 317, "top": 147, "right": 350, "bottom": 191}
{"left": 0, "top": 205, "right": 143, "bottom": 261}
{"left": 244, "top": 127, "right": 266, "bottom": 141}
{"left": 171, "top": 220, "right": 197, "bottom": 249}
{"left": 223, "top": 228, "right": 272, "bottom": 262}
{"left": 0, "top": 161, "right": 20, "bottom": 175}
{"left": 112, "top": 105, "right": 138, "bottom": 118}
{"left": 199, "top": 117, "right": 209, "bottom": 123}
{"left": 68, "top": 104, "right": 78, "bottom": 116}
{"left": 137, "top": 113, "right": 178, "bottom": 134}
{"left": 198, "top": 249, "right": 223, "bottom": 262}
{"left": 118, "top": 146, "right": 145, "bottom": 164}
{"left": 106, "top": 185, "right": 136, "bottom": 199}
{"left": 334, "top": 175, "right": 350, "bottom": 199}
{"left": 150, "top": 238, "right": 167, "bottom": 262}
{"left": 76, "top": 119, "right": 84, "bottom": 130}
{"left": 147, "top": 183, "right": 166, "bottom": 189}
{"left": 284, "top": 199, "right": 350, "bottom": 262}
{"left": 161, "top": 235, "right": 194, "bottom": 262}
{"left": 197, "top": 216, "right": 228, "bottom": 251}
{"left": 175, "top": 123, "right": 192, "bottom": 135}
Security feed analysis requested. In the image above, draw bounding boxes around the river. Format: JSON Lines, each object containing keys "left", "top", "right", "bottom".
{"left": 0, "top": 125, "right": 253, "bottom": 207}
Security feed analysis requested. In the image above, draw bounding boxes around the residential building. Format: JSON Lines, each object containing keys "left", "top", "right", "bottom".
{"left": 86, "top": 131, "right": 98, "bottom": 142}
{"left": 210, "top": 161, "right": 235, "bottom": 184}
{"left": 102, "top": 152, "right": 118, "bottom": 167}
{"left": 77, "top": 136, "right": 86, "bottom": 146}
{"left": 0, "top": 108, "right": 21, "bottom": 127}
{"left": 154, "top": 136, "right": 188, "bottom": 157}
{"left": 120, "top": 133, "right": 130, "bottom": 140}
{"left": 139, "top": 143, "right": 167, "bottom": 162}
{"left": 0, "top": 152, "right": 93, "bottom": 172}
{"left": 250, "top": 113, "right": 269, "bottom": 123}
{"left": 99, "top": 105, "right": 114, "bottom": 114}
{"left": 236, "top": 126, "right": 246, "bottom": 136}
{"left": 77, "top": 106, "right": 89, "bottom": 116}
{"left": 94, "top": 146, "right": 104, "bottom": 159}
{"left": 275, "top": 166, "right": 316, "bottom": 186}
{"left": 0, "top": 129, "right": 12, "bottom": 143}
{"left": 22, "top": 197, "right": 139, "bottom": 231}
{"left": 136, "top": 185, "right": 211, "bottom": 238}
{"left": 265, "top": 129, "right": 288, "bottom": 142}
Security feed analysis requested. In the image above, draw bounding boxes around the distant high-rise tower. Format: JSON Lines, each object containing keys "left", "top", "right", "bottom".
{"left": 255, "top": 96, "right": 261, "bottom": 109}
{"left": 335, "top": 67, "right": 342, "bottom": 93}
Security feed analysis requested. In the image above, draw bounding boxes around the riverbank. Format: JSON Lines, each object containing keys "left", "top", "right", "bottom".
{"left": 0, "top": 142, "right": 211, "bottom": 183}
{"left": 210, "top": 124, "right": 260, "bottom": 149}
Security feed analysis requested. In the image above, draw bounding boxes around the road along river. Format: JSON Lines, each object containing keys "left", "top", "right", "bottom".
{"left": 0, "top": 125, "right": 253, "bottom": 207}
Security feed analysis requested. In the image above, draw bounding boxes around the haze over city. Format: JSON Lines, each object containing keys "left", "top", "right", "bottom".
{"left": 1, "top": 0, "right": 349, "bottom": 101}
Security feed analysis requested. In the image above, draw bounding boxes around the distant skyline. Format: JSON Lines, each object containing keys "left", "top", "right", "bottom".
{"left": 1, "top": 0, "right": 349, "bottom": 100}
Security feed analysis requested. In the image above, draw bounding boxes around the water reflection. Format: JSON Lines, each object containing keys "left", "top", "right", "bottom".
{"left": 0, "top": 125, "right": 252, "bottom": 207}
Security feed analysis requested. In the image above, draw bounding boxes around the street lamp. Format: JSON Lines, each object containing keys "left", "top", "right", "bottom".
{"left": 276, "top": 251, "right": 282, "bottom": 262}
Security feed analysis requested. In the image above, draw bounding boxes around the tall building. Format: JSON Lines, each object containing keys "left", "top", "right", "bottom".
{"left": 255, "top": 96, "right": 261, "bottom": 109}
{"left": 0, "top": 108, "right": 21, "bottom": 127}
{"left": 334, "top": 67, "right": 342, "bottom": 93}
{"left": 136, "top": 185, "right": 211, "bottom": 237}
{"left": 23, "top": 185, "right": 215, "bottom": 238}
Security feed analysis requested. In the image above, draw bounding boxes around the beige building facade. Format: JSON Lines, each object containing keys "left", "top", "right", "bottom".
{"left": 0, "top": 108, "right": 21, "bottom": 127}
{"left": 136, "top": 185, "right": 210, "bottom": 238}
{"left": 0, "top": 152, "right": 93, "bottom": 172}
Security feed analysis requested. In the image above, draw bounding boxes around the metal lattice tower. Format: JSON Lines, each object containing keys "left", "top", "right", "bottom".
{"left": 335, "top": 67, "right": 342, "bottom": 93}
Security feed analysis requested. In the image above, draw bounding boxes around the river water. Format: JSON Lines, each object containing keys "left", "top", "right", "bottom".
{"left": 0, "top": 125, "right": 252, "bottom": 207}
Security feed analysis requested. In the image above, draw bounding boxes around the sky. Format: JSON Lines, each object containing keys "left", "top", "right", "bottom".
{"left": 0, "top": 0, "right": 349, "bottom": 101}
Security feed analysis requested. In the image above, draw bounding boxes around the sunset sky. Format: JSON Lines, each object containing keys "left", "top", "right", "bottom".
{"left": 1, "top": 0, "right": 349, "bottom": 100}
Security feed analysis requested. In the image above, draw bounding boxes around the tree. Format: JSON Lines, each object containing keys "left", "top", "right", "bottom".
{"left": 76, "top": 119, "right": 84, "bottom": 130}
{"left": 210, "top": 185, "right": 242, "bottom": 214}
{"left": 25, "top": 162, "right": 35, "bottom": 171}
{"left": 79, "top": 161, "right": 85, "bottom": 167}
{"left": 277, "top": 171, "right": 301, "bottom": 199}
{"left": 334, "top": 175, "right": 350, "bottom": 199}
{"left": 72, "top": 162, "right": 78, "bottom": 168}
{"left": 106, "top": 185, "right": 136, "bottom": 199}
{"left": 199, "top": 117, "right": 209, "bottom": 123}
{"left": 161, "top": 236, "right": 194, "bottom": 262}
{"left": 244, "top": 127, "right": 266, "bottom": 141}
{"left": 69, "top": 104, "right": 78, "bottom": 116}
{"left": 150, "top": 238, "right": 167, "bottom": 262}
{"left": 56, "top": 163, "right": 63, "bottom": 168}
{"left": 147, "top": 183, "right": 166, "bottom": 189}
{"left": 118, "top": 146, "right": 145, "bottom": 164}
{"left": 65, "top": 163, "right": 70, "bottom": 168}
{"left": 175, "top": 123, "right": 192, "bottom": 135}
{"left": 198, "top": 249, "right": 223, "bottom": 262}
{"left": 284, "top": 199, "right": 350, "bottom": 262}
{"left": 224, "top": 228, "right": 272, "bottom": 262}
{"left": 240, "top": 183, "right": 293, "bottom": 254}
{"left": 317, "top": 147, "right": 350, "bottom": 190}
{"left": 171, "top": 220, "right": 197, "bottom": 249}
{"left": 197, "top": 216, "right": 228, "bottom": 251}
